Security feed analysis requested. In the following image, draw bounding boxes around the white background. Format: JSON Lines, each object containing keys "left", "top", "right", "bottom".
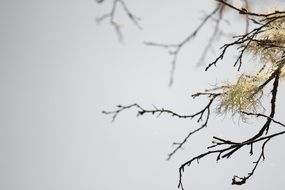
{"left": 1, "top": 0, "right": 285, "bottom": 190}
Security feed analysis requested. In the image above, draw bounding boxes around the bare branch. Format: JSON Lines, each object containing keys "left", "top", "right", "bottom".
{"left": 103, "top": 93, "right": 221, "bottom": 159}
{"left": 96, "top": 0, "right": 141, "bottom": 41}
{"left": 216, "top": 0, "right": 285, "bottom": 17}
{"left": 102, "top": 103, "right": 199, "bottom": 121}
{"left": 242, "top": 112, "right": 285, "bottom": 128}
{"left": 145, "top": 5, "right": 222, "bottom": 86}
{"left": 99, "top": 1, "right": 285, "bottom": 189}
{"left": 232, "top": 138, "right": 269, "bottom": 185}
{"left": 167, "top": 122, "right": 205, "bottom": 161}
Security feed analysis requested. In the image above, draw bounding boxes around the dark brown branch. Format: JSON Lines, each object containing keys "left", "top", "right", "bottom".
{"left": 167, "top": 125, "right": 205, "bottom": 161}
{"left": 178, "top": 127, "right": 285, "bottom": 190}
{"left": 178, "top": 69, "right": 282, "bottom": 189}
{"left": 178, "top": 145, "right": 233, "bottom": 190}
{"left": 205, "top": 1, "right": 285, "bottom": 71}
{"left": 205, "top": 20, "right": 267, "bottom": 71}
{"left": 249, "top": 67, "right": 280, "bottom": 137}
{"left": 216, "top": 0, "right": 285, "bottom": 17}
{"left": 99, "top": 2, "right": 285, "bottom": 189}
{"left": 219, "top": 69, "right": 280, "bottom": 159}
{"left": 103, "top": 94, "right": 221, "bottom": 160}
{"left": 103, "top": 93, "right": 220, "bottom": 122}
{"left": 232, "top": 138, "right": 269, "bottom": 185}
{"left": 256, "top": 62, "right": 284, "bottom": 92}
{"left": 168, "top": 93, "right": 221, "bottom": 159}
{"left": 102, "top": 103, "right": 194, "bottom": 122}
{"left": 242, "top": 112, "right": 285, "bottom": 128}
{"left": 145, "top": 5, "right": 222, "bottom": 86}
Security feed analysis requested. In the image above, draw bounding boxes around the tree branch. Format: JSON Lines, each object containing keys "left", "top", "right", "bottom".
{"left": 96, "top": 0, "right": 141, "bottom": 41}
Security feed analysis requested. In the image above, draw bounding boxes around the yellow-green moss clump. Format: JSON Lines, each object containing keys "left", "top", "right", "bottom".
{"left": 247, "top": 11, "right": 285, "bottom": 66}
{"left": 217, "top": 75, "right": 263, "bottom": 116}
{"left": 216, "top": 9, "right": 285, "bottom": 118}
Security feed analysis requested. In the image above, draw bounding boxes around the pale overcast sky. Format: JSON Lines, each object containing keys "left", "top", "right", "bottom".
{"left": 0, "top": 1, "right": 285, "bottom": 190}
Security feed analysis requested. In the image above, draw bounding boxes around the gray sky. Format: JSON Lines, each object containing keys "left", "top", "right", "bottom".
{"left": 0, "top": 0, "right": 285, "bottom": 190}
